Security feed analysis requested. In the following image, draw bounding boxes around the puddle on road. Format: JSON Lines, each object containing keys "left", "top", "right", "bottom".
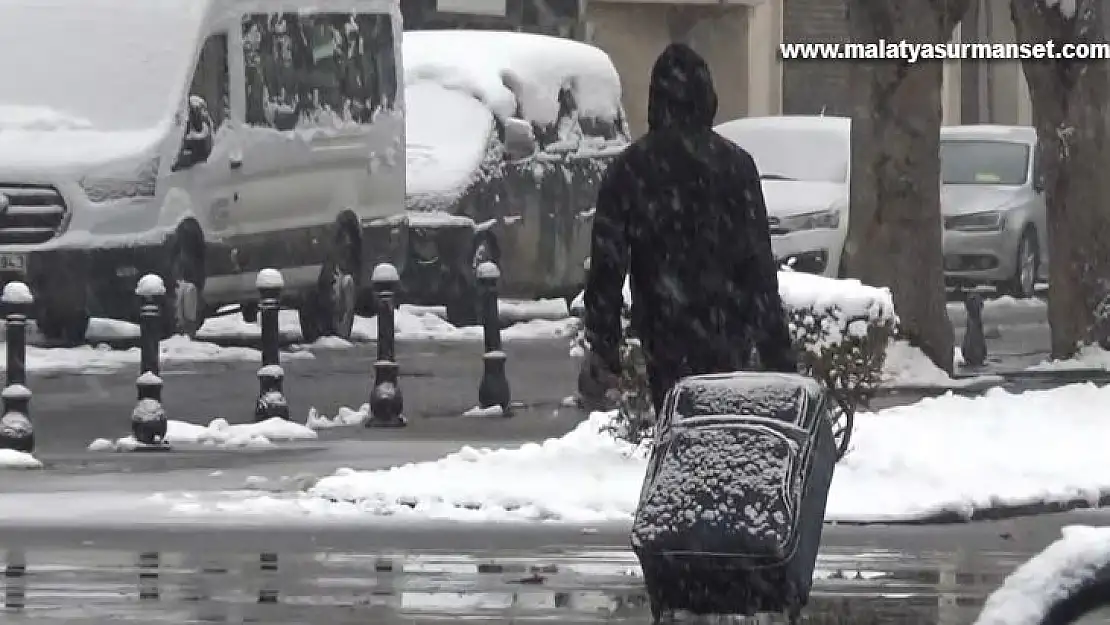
{"left": 2, "top": 547, "right": 1108, "bottom": 624}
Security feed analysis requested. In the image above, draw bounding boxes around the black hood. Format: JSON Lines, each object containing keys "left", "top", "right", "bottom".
{"left": 647, "top": 43, "right": 718, "bottom": 131}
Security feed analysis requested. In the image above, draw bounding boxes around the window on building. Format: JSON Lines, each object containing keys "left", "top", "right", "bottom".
{"left": 242, "top": 12, "right": 397, "bottom": 129}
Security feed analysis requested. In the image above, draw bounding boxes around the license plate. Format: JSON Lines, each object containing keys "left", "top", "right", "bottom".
{"left": 0, "top": 253, "right": 27, "bottom": 273}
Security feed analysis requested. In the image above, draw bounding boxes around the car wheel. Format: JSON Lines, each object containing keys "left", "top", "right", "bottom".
{"left": 37, "top": 308, "right": 89, "bottom": 345}
{"left": 445, "top": 236, "right": 497, "bottom": 327}
{"left": 161, "top": 229, "right": 207, "bottom": 340}
{"left": 299, "top": 224, "right": 359, "bottom": 343}
{"left": 999, "top": 228, "right": 1039, "bottom": 299}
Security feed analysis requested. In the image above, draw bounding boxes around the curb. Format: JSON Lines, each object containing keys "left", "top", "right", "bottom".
{"left": 828, "top": 493, "right": 1110, "bottom": 526}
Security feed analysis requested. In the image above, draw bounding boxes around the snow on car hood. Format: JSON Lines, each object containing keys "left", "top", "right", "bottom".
{"left": 760, "top": 180, "right": 846, "bottom": 217}
{"left": 405, "top": 81, "right": 495, "bottom": 200}
{"left": 941, "top": 184, "right": 1028, "bottom": 216}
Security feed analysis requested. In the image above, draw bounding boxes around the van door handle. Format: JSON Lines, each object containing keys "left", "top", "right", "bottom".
{"left": 229, "top": 155, "right": 243, "bottom": 170}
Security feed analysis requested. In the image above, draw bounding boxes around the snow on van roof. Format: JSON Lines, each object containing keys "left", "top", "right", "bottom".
{"left": 402, "top": 30, "right": 623, "bottom": 126}
{"left": 715, "top": 115, "right": 851, "bottom": 137}
{"left": 941, "top": 124, "right": 1036, "bottom": 144}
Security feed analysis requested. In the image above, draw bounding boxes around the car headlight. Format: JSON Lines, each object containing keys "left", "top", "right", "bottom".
{"left": 79, "top": 156, "right": 160, "bottom": 203}
{"left": 944, "top": 210, "right": 1005, "bottom": 232}
{"left": 777, "top": 209, "right": 840, "bottom": 232}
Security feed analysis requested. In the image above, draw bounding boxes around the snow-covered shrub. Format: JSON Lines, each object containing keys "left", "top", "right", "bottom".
{"left": 569, "top": 270, "right": 897, "bottom": 455}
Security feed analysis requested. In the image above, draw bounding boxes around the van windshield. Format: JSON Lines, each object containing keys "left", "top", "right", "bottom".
{"left": 0, "top": 0, "right": 202, "bottom": 132}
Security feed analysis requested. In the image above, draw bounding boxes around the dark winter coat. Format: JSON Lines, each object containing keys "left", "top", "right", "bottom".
{"left": 583, "top": 43, "right": 797, "bottom": 405}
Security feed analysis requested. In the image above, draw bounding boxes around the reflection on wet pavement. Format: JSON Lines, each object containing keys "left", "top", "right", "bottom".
{"left": 2, "top": 547, "right": 1109, "bottom": 624}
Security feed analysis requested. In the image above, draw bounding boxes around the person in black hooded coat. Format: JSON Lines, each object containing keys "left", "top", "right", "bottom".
{"left": 583, "top": 43, "right": 797, "bottom": 413}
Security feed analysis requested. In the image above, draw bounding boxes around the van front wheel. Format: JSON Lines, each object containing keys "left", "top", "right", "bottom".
{"left": 299, "top": 224, "right": 359, "bottom": 343}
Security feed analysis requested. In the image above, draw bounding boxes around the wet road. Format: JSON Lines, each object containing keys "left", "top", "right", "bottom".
{"left": 4, "top": 509, "right": 1110, "bottom": 623}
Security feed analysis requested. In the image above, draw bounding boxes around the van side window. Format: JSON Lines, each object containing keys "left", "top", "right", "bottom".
{"left": 242, "top": 12, "right": 397, "bottom": 131}
{"left": 176, "top": 32, "right": 229, "bottom": 170}
{"left": 190, "top": 33, "right": 230, "bottom": 131}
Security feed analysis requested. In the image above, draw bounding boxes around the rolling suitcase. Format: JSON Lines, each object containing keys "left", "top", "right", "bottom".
{"left": 630, "top": 371, "right": 837, "bottom": 622}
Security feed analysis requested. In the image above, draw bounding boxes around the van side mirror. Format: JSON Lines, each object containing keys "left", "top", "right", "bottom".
{"left": 175, "top": 95, "right": 214, "bottom": 170}
{"left": 1033, "top": 172, "right": 1046, "bottom": 193}
{"left": 503, "top": 118, "right": 537, "bottom": 161}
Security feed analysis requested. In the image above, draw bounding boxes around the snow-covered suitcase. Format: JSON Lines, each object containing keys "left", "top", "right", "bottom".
{"left": 630, "top": 371, "right": 837, "bottom": 622}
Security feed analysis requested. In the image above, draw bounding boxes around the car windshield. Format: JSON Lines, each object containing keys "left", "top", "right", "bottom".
{"left": 940, "top": 140, "right": 1030, "bottom": 185}
{"left": 0, "top": 0, "right": 201, "bottom": 132}
{"left": 716, "top": 125, "right": 848, "bottom": 183}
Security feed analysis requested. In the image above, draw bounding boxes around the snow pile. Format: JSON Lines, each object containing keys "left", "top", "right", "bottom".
{"left": 195, "top": 306, "right": 576, "bottom": 344}
{"left": 403, "top": 30, "right": 623, "bottom": 126}
{"left": 0, "top": 449, "right": 41, "bottom": 469}
{"left": 88, "top": 417, "right": 317, "bottom": 451}
{"left": 162, "top": 383, "right": 1110, "bottom": 523}
{"left": 1027, "top": 344, "right": 1110, "bottom": 372}
{"left": 882, "top": 341, "right": 1000, "bottom": 388}
{"left": 306, "top": 405, "right": 368, "bottom": 429}
{"left": 974, "top": 525, "right": 1110, "bottom": 625}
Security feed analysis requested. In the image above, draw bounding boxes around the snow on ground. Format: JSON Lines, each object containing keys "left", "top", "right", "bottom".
{"left": 159, "top": 383, "right": 1110, "bottom": 524}
{"left": 0, "top": 336, "right": 313, "bottom": 375}
{"left": 882, "top": 340, "right": 1001, "bottom": 388}
{"left": 306, "top": 405, "right": 368, "bottom": 429}
{"left": 0, "top": 301, "right": 576, "bottom": 375}
{"left": 974, "top": 525, "right": 1110, "bottom": 625}
{"left": 88, "top": 417, "right": 317, "bottom": 452}
{"left": 946, "top": 295, "right": 1046, "bottom": 315}
{"left": 0, "top": 449, "right": 41, "bottom": 469}
{"left": 1027, "top": 344, "right": 1110, "bottom": 372}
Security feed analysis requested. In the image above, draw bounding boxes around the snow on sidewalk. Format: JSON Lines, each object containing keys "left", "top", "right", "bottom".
{"left": 882, "top": 340, "right": 1002, "bottom": 388}
{"left": 0, "top": 449, "right": 41, "bottom": 469}
{"left": 158, "top": 382, "right": 1110, "bottom": 524}
{"left": 94, "top": 306, "right": 577, "bottom": 346}
{"left": 1027, "top": 344, "right": 1110, "bottom": 372}
{"left": 88, "top": 417, "right": 317, "bottom": 451}
{"left": 0, "top": 337, "right": 314, "bottom": 375}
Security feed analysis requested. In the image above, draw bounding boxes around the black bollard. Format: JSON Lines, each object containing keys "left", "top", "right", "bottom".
{"left": 138, "top": 551, "right": 160, "bottom": 601}
{"left": 4, "top": 550, "right": 26, "bottom": 610}
{"left": 961, "top": 291, "right": 987, "bottom": 368}
{"left": 0, "top": 282, "right": 33, "bottom": 454}
{"left": 132, "top": 275, "right": 168, "bottom": 447}
{"left": 476, "top": 262, "right": 511, "bottom": 415}
{"left": 366, "top": 263, "right": 405, "bottom": 427}
{"left": 255, "top": 269, "right": 289, "bottom": 421}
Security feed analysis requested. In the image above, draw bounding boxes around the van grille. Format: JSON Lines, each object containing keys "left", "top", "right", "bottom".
{"left": 0, "top": 184, "right": 68, "bottom": 244}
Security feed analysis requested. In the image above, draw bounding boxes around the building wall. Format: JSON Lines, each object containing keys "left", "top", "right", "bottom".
{"left": 585, "top": 2, "right": 752, "bottom": 136}
{"left": 780, "top": 0, "right": 851, "bottom": 115}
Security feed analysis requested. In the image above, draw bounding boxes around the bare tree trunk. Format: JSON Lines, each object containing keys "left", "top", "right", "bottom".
{"left": 843, "top": 1, "right": 969, "bottom": 374}
{"left": 1011, "top": 0, "right": 1110, "bottom": 358}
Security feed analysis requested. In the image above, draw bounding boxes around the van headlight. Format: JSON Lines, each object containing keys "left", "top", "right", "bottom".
{"left": 79, "top": 157, "right": 160, "bottom": 203}
{"left": 944, "top": 210, "right": 1005, "bottom": 232}
{"left": 778, "top": 209, "right": 840, "bottom": 232}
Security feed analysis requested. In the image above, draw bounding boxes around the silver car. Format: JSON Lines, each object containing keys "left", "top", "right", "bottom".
{"left": 940, "top": 125, "right": 1047, "bottom": 298}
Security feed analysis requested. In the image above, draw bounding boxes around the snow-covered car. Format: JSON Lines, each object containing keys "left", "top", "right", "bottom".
{"left": 941, "top": 125, "right": 1048, "bottom": 298}
{"left": 714, "top": 116, "right": 851, "bottom": 278}
{"left": 402, "top": 30, "right": 630, "bottom": 324}
{"left": 0, "top": 0, "right": 405, "bottom": 344}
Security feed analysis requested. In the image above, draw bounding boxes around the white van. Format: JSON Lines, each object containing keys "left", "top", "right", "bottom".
{"left": 0, "top": 0, "right": 405, "bottom": 344}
